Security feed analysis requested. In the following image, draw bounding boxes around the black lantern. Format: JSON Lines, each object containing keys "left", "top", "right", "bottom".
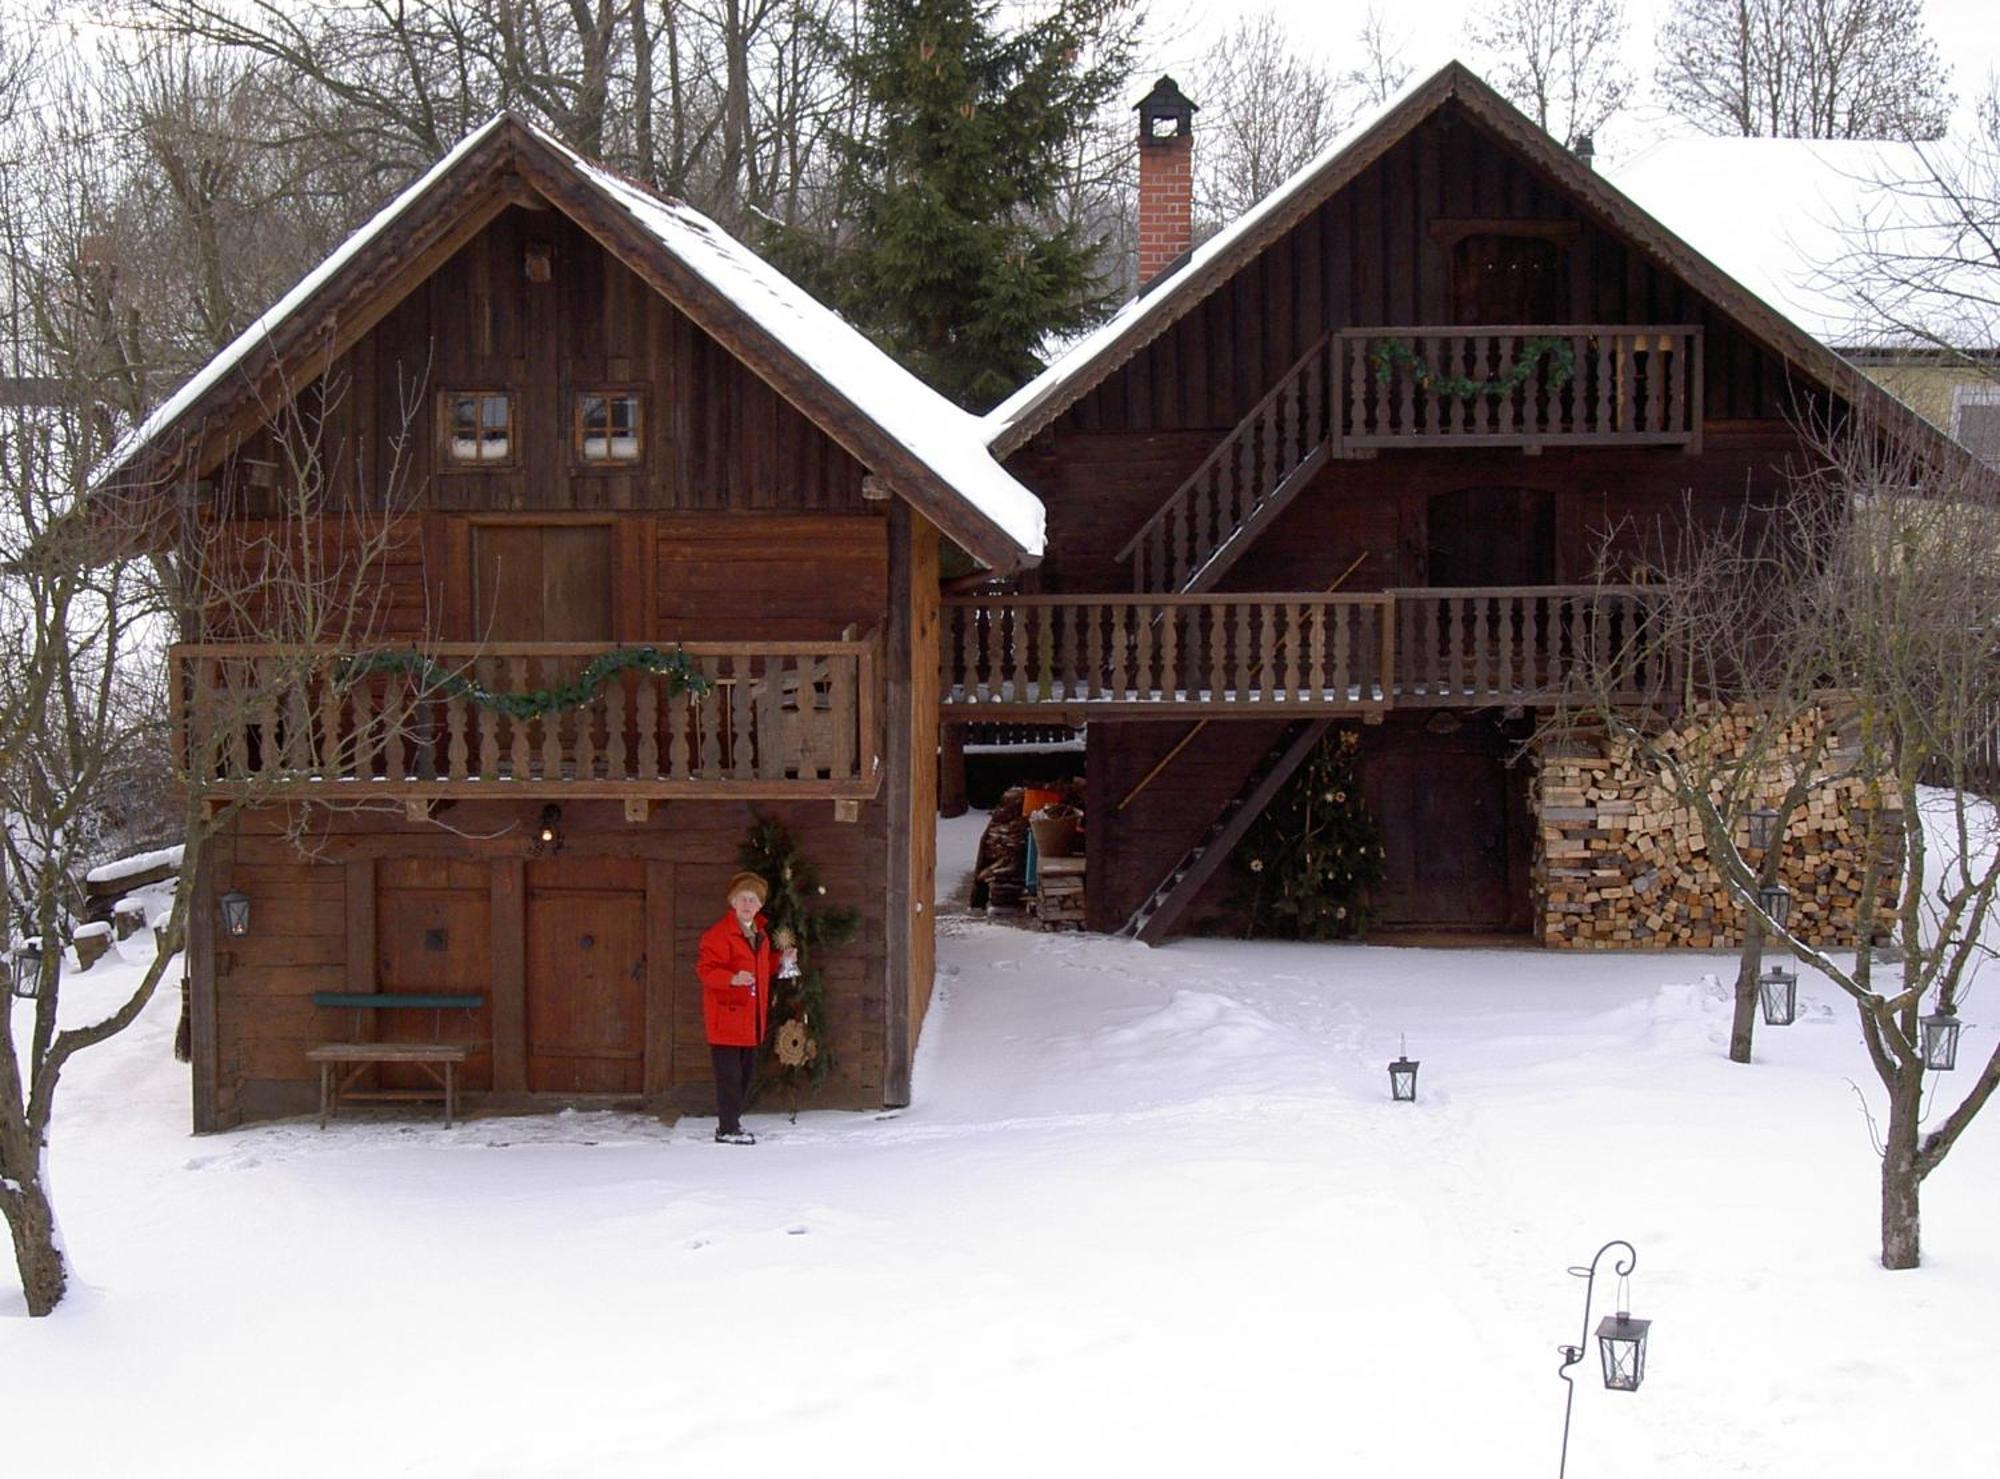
{"left": 1757, "top": 967, "right": 1798, "bottom": 1027}
{"left": 1920, "top": 1009, "right": 1962, "bottom": 1071}
{"left": 218, "top": 889, "right": 252, "bottom": 939}
{"left": 1389, "top": 1054, "right": 1419, "bottom": 1102}
{"left": 533, "top": 804, "right": 564, "bottom": 856}
{"left": 1757, "top": 882, "right": 1793, "bottom": 929}
{"left": 1595, "top": 1311, "right": 1652, "bottom": 1392}
{"left": 1746, "top": 807, "right": 1780, "bottom": 850}
{"left": 10, "top": 941, "right": 48, "bottom": 1000}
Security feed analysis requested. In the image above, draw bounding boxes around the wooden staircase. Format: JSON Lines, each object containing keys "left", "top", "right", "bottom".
{"left": 1120, "top": 718, "right": 1334, "bottom": 944}
{"left": 1116, "top": 332, "right": 1333, "bottom": 595}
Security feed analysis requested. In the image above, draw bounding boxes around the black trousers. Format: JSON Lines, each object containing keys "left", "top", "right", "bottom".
{"left": 711, "top": 1044, "right": 756, "bottom": 1132}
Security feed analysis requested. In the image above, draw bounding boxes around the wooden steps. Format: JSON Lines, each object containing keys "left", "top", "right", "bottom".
{"left": 1121, "top": 718, "right": 1334, "bottom": 944}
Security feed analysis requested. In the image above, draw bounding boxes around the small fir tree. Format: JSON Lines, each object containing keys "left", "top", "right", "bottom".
{"left": 739, "top": 814, "right": 858, "bottom": 1095}
{"left": 1235, "top": 729, "right": 1387, "bottom": 939}
{"left": 767, "top": 0, "right": 1138, "bottom": 410}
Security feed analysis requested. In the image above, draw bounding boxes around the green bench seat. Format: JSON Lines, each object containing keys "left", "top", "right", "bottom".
{"left": 311, "top": 993, "right": 485, "bottom": 1011}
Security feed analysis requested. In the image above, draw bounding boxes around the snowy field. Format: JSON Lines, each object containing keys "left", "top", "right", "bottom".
{"left": 6, "top": 814, "right": 1999, "bottom": 1477}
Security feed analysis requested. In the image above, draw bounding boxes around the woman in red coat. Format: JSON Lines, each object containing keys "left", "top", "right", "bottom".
{"left": 696, "top": 870, "right": 794, "bottom": 1145}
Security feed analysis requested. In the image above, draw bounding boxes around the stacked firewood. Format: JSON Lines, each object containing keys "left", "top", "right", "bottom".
{"left": 971, "top": 780, "right": 1085, "bottom": 915}
{"left": 1534, "top": 701, "right": 1902, "bottom": 949}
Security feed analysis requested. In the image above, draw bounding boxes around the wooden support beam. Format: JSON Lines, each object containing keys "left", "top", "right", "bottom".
{"left": 624, "top": 797, "right": 651, "bottom": 823}
{"left": 834, "top": 798, "right": 861, "bottom": 823}
{"left": 405, "top": 798, "right": 434, "bottom": 822}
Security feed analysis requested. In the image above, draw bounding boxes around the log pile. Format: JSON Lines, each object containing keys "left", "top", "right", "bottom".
{"left": 1533, "top": 701, "right": 1902, "bottom": 949}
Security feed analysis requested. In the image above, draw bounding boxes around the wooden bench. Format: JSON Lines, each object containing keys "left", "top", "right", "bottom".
{"left": 308, "top": 993, "right": 485, "bottom": 1128}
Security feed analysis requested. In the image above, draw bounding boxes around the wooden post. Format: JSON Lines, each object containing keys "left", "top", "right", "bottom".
{"left": 939, "top": 722, "right": 969, "bottom": 818}
{"left": 490, "top": 860, "right": 527, "bottom": 1094}
{"left": 189, "top": 836, "right": 222, "bottom": 1132}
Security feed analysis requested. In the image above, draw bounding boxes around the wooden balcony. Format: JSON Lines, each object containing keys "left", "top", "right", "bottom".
{"left": 940, "top": 589, "right": 1667, "bottom": 718}
{"left": 170, "top": 639, "right": 881, "bottom": 801}
{"left": 1332, "top": 325, "right": 1702, "bottom": 453}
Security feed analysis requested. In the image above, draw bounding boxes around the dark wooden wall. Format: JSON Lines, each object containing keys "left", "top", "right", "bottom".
{"left": 1007, "top": 102, "right": 1837, "bottom": 597}
{"left": 207, "top": 798, "right": 889, "bottom": 1127}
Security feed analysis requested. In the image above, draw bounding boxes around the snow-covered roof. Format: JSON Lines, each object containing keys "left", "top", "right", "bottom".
{"left": 983, "top": 65, "right": 1439, "bottom": 448}
{"left": 1611, "top": 136, "right": 1993, "bottom": 353}
{"left": 95, "top": 115, "right": 1044, "bottom": 562}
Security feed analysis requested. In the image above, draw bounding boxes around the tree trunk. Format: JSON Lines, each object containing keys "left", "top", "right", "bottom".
{"left": 1729, "top": 915, "right": 1761, "bottom": 1063}
{"left": 1881, "top": 1072, "right": 1925, "bottom": 1270}
{"left": 5, "top": 1174, "right": 67, "bottom": 1316}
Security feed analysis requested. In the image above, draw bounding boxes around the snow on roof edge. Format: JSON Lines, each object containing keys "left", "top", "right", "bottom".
{"left": 92, "top": 116, "right": 511, "bottom": 490}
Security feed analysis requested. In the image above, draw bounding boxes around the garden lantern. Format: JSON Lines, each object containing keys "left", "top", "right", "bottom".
{"left": 1757, "top": 967, "right": 1798, "bottom": 1027}
{"left": 1757, "top": 882, "right": 1792, "bottom": 929}
{"left": 1920, "top": 1009, "right": 1962, "bottom": 1071}
{"left": 1388, "top": 1053, "right": 1419, "bottom": 1102}
{"left": 1746, "top": 807, "right": 1780, "bottom": 850}
{"left": 218, "top": 889, "right": 252, "bottom": 939}
{"left": 1595, "top": 1311, "right": 1651, "bottom": 1392}
{"left": 10, "top": 941, "right": 48, "bottom": 1000}
{"left": 1556, "top": 1239, "right": 1649, "bottom": 1479}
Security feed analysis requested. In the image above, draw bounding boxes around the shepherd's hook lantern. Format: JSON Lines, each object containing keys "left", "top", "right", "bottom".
{"left": 1746, "top": 807, "right": 1780, "bottom": 851}
{"left": 1389, "top": 1035, "right": 1419, "bottom": 1102}
{"left": 1555, "top": 1239, "right": 1650, "bottom": 1479}
{"left": 218, "top": 888, "right": 252, "bottom": 939}
{"left": 10, "top": 941, "right": 49, "bottom": 1000}
{"left": 1757, "top": 966, "right": 1798, "bottom": 1027}
{"left": 1920, "top": 1007, "right": 1962, "bottom": 1071}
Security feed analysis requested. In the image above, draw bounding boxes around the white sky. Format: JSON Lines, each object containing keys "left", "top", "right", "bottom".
{"left": 1145, "top": 0, "right": 2000, "bottom": 163}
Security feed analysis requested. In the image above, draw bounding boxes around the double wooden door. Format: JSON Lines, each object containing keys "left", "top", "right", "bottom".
{"left": 524, "top": 857, "right": 648, "bottom": 1093}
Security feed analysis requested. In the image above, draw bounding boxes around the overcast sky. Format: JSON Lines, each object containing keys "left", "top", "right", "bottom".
{"left": 1142, "top": 0, "right": 1998, "bottom": 163}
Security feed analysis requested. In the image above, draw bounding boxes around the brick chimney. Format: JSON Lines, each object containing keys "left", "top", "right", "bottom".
{"left": 1136, "top": 76, "right": 1197, "bottom": 291}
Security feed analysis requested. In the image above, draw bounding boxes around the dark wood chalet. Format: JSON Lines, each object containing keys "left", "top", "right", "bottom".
{"left": 97, "top": 116, "right": 1042, "bottom": 1130}
{"left": 949, "top": 62, "right": 1947, "bottom": 943}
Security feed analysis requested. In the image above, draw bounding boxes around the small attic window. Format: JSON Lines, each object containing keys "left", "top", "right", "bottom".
{"left": 575, "top": 391, "right": 643, "bottom": 465}
{"left": 442, "top": 391, "right": 514, "bottom": 466}
{"left": 1951, "top": 382, "right": 2000, "bottom": 466}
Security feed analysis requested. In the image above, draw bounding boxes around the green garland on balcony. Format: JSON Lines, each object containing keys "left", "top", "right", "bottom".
{"left": 1371, "top": 335, "right": 1575, "bottom": 401}
{"left": 334, "top": 644, "right": 710, "bottom": 720}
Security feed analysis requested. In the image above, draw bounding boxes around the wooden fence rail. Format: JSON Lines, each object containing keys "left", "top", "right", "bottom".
{"left": 1386, "top": 587, "right": 1669, "bottom": 707}
{"left": 1333, "top": 325, "right": 1703, "bottom": 452}
{"left": 170, "top": 639, "right": 881, "bottom": 798}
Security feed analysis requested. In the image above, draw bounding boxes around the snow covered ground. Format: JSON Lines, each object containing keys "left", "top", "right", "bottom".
{"left": 6, "top": 816, "right": 1998, "bottom": 1477}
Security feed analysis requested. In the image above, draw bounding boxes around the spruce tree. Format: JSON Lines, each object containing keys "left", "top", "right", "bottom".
{"left": 771, "top": 0, "right": 1137, "bottom": 411}
{"left": 1235, "top": 729, "right": 1387, "bottom": 940}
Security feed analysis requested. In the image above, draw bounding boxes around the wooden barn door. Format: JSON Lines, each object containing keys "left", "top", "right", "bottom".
{"left": 472, "top": 522, "right": 613, "bottom": 641}
{"left": 1362, "top": 717, "right": 1532, "bottom": 933}
{"left": 524, "top": 856, "right": 647, "bottom": 1093}
{"left": 375, "top": 859, "right": 495, "bottom": 1090}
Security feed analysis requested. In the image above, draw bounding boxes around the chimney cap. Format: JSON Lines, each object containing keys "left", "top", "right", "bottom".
{"left": 1136, "top": 76, "right": 1197, "bottom": 143}
{"left": 1572, "top": 133, "right": 1596, "bottom": 167}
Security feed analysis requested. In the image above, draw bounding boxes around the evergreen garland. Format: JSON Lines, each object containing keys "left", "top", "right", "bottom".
{"left": 334, "top": 645, "right": 709, "bottom": 720}
{"left": 1371, "top": 335, "right": 1575, "bottom": 401}
{"left": 739, "top": 813, "right": 859, "bottom": 1096}
{"left": 1235, "top": 729, "right": 1387, "bottom": 940}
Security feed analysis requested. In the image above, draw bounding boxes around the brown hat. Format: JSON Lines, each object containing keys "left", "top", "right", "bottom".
{"left": 724, "top": 870, "right": 769, "bottom": 904}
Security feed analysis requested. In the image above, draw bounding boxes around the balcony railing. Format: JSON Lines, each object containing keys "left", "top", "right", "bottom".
{"left": 170, "top": 639, "right": 880, "bottom": 798}
{"left": 1333, "top": 325, "right": 1702, "bottom": 453}
{"left": 939, "top": 589, "right": 1668, "bottom": 715}
{"left": 942, "top": 595, "right": 1396, "bottom": 716}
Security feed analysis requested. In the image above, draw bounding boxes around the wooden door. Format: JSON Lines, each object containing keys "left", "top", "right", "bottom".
{"left": 1451, "top": 234, "right": 1564, "bottom": 324}
{"left": 525, "top": 856, "right": 647, "bottom": 1093}
{"left": 376, "top": 859, "right": 495, "bottom": 1090}
{"left": 472, "top": 523, "right": 613, "bottom": 641}
{"left": 1362, "top": 718, "right": 1527, "bottom": 932}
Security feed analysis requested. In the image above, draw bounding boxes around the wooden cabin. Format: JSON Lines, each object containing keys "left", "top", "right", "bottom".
{"left": 96, "top": 116, "right": 1043, "bottom": 1130}
{"left": 949, "top": 63, "right": 1951, "bottom": 946}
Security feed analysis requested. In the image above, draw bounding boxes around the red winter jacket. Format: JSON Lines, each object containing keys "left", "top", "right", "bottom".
{"left": 696, "top": 911, "right": 774, "bottom": 1047}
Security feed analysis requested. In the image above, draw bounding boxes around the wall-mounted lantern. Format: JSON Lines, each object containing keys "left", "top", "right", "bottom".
{"left": 218, "top": 889, "right": 252, "bottom": 939}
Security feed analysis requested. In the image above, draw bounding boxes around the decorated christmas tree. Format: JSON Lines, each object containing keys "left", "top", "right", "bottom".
{"left": 738, "top": 814, "right": 859, "bottom": 1096}
{"left": 1235, "top": 729, "right": 1386, "bottom": 940}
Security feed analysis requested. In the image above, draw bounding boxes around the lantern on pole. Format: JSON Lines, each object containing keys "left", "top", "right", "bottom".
{"left": 1920, "top": 1008, "right": 1962, "bottom": 1071}
{"left": 1757, "top": 967, "right": 1798, "bottom": 1027}
{"left": 218, "top": 889, "right": 252, "bottom": 939}
{"left": 1556, "top": 1239, "right": 1651, "bottom": 1479}
{"left": 1746, "top": 807, "right": 1780, "bottom": 850}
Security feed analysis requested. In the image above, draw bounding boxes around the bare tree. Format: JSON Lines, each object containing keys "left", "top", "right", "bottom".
{"left": 1192, "top": 8, "right": 1342, "bottom": 225}
{"left": 1339, "top": 5, "right": 1413, "bottom": 112}
{"left": 1656, "top": 0, "right": 1953, "bottom": 140}
{"left": 1556, "top": 411, "right": 2000, "bottom": 1270}
{"left": 1472, "top": 0, "right": 1632, "bottom": 149}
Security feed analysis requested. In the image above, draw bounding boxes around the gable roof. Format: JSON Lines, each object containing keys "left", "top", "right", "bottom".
{"left": 94, "top": 115, "right": 1044, "bottom": 569}
{"left": 983, "top": 60, "right": 1957, "bottom": 462}
{"left": 1611, "top": 135, "right": 1994, "bottom": 354}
